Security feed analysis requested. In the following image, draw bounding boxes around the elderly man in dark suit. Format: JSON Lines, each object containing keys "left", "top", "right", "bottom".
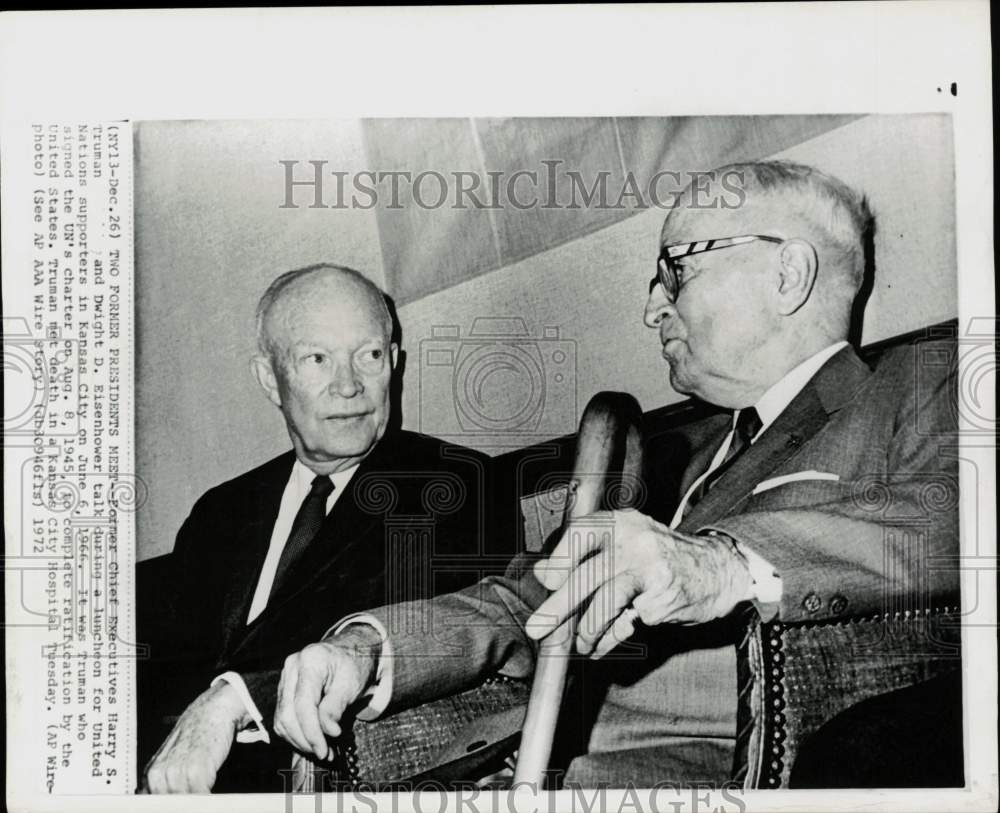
{"left": 232, "top": 162, "right": 961, "bottom": 787}
{"left": 139, "top": 264, "right": 502, "bottom": 793}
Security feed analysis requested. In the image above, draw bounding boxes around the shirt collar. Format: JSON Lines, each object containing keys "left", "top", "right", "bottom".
{"left": 291, "top": 458, "right": 361, "bottom": 494}
{"left": 750, "top": 341, "right": 849, "bottom": 432}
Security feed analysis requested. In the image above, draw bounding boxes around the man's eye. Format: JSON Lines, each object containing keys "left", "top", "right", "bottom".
{"left": 305, "top": 353, "right": 325, "bottom": 364}
{"left": 675, "top": 262, "right": 695, "bottom": 288}
{"left": 357, "top": 348, "right": 384, "bottom": 364}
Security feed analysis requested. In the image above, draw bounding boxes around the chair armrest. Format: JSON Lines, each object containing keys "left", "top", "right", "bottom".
{"left": 734, "top": 605, "right": 962, "bottom": 788}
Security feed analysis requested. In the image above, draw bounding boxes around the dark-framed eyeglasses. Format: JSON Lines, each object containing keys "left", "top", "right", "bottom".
{"left": 652, "top": 234, "right": 784, "bottom": 299}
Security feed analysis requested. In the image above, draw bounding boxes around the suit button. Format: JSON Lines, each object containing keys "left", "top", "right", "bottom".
{"left": 830, "top": 594, "right": 848, "bottom": 615}
{"left": 802, "top": 592, "right": 822, "bottom": 613}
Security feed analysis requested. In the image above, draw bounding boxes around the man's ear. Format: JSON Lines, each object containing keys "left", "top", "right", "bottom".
{"left": 251, "top": 354, "right": 282, "bottom": 408}
{"left": 390, "top": 343, "right": 399, "bottom": 369}
{"left": 774, "top": 238, "right": 818, "bottom": 315}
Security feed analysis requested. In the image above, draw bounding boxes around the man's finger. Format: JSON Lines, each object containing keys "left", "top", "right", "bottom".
{"left": 317, "top": 701, "right": 344, "bottom": 742}
{"left": 143, "top": 767, "right": 163, "bottom": 794}
{"left": 164, "top": 762, "right": 190, "bottom": 794}
{"left": 576, "top": 578, "right": 634, "bottom": 655}
{"left": 185, "top": 764, "right": 216, "bottom": 794}
{"left": 292, "top": 662, "right": 330, "bottom": 761}
{"left": 590, "top": 606, "right": 638, "bottom": 660}
{"left": 526, "top": 549, "right": 614, "bottom": 639}
{"left": 275, "top": 656, "right": 313, "bottom": 754}
{"left": 316, "top": 677, "right": 357, "bottom": 740}
{"left": 533, "top": 511, "right": 613, "bottom": 590}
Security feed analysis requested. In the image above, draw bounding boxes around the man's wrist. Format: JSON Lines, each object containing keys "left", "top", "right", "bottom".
{"left": 207, "top": 680, "right": 254, "bottom": 731}
{"left": 327, "top": 625, "right": 382, "bottom": 690}
{"left": 323, "top": 614, "right": 394, "bottom": 720}
{"left": 703, "top": 529, "right": 755, "bottom": 601}
{"left": 210, "top": 672, "right": 272, "bottom": 744}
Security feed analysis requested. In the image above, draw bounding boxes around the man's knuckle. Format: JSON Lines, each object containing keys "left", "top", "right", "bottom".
{"left": 301, "top": 644, "right": 325, "bottom": 665}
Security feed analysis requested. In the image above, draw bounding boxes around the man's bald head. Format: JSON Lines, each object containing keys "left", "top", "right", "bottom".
{"left": 255, "top": 264, "right": 393, "bottom": 361}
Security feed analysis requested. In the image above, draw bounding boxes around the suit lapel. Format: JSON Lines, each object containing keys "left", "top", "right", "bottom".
{"left": 217, "top": 452, "right": 295, "bottom": 659}
{"left": 240, "top": 435, "right": 400, "bottom": 638}
{"left": 676, "top": 415, "right": 732, "bottom": 500}
{"left": 679, "top": 346, "right": 873, "bottom": 530}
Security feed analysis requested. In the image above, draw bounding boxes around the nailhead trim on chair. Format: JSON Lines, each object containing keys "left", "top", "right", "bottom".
{"left": 765, "top": 622, "right": 786, "bottom": 788}
{"left": 743, "top": 605, "right": 961, "bottom": 788}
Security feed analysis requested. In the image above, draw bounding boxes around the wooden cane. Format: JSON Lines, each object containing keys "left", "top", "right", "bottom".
{"left": 513, "top": 391, "right": 643, "bottom": 786}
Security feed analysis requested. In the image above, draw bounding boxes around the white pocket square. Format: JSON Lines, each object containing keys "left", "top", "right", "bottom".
{"left": 752, "top": 471, "right": 840, "bottom": 495}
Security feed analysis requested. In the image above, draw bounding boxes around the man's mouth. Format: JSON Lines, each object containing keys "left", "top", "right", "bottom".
{"left": 324, "top": 412, "right": 370, "bottom": 421}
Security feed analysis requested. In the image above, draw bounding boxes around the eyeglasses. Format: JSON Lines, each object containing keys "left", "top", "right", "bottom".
{"left": 652, "top": 234, "right": 784, "bottom": 300}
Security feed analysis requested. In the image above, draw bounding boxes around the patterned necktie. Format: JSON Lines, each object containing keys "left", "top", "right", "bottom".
{"left": 269, "top": 474, "right": 335, "bottom": 600}
{"left": 686, "top": 406, "right": 763, "bottom": 513}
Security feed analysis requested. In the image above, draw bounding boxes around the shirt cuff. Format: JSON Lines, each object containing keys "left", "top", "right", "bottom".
{"left": 324, "top": 613, "right": 393, "bottom": 721}
{"left": 210, "top": 671, "right": 270, "bottom": 744}
{"left": 738, "top": 543, "right": 783, "bottom": 605}
{"left": 700, "top": 528, "right": 783, "bottom": 610}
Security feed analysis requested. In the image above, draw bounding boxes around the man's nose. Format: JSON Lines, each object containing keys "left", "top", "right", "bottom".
{"left": 328, "top": 362, "right": 362, "bottom": 397}
{"left": 643, "top": 282, "right": 675, "bottom": 328}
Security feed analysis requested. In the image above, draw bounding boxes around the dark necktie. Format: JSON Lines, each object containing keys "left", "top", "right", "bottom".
{"left": 269, "top": 474, "right": 335, "bottom": 601}
{"left": 686, "top": 406, "right": 763, "bottom": 513}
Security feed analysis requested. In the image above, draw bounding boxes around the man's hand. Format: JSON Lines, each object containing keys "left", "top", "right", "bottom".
{"left": 273, "top": 626, "right": 381, "bottom": 760}
{"left": 140, "top": 681, "right": 249, "bottom": 793}
{"left": 526, "top": 508, "right": 753, "bottom": 658}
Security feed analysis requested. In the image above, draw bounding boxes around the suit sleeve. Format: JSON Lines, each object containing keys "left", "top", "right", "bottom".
{"left": 238, "top": 668, "right": 283, "bottom": 729}
{"left": 230, "top": 554, "right": 547, "bottom": 734}
{"left": 703, "top": 344, "right": 959, "bottom": 624}
{"left": 357, "top": 553, "right": 547, "bottom": 716}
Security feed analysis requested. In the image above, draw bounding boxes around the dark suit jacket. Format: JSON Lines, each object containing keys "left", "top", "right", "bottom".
{"left": 137, "top": 429, "right": 512, "bottom": 791}
{"left": 355, "top": 339, "right": 960, "bottom": 786}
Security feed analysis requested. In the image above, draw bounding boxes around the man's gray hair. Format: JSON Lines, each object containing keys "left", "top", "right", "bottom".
{"left": 255, "top": 263, "right": 392, "bottom": 357}
{"left": 721, "top": 159, "right": 872, "bottom": 285}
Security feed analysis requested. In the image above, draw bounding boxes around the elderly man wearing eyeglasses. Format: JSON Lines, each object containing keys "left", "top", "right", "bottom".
{"left": 271, "top": 160, "right": 960, "bottom": 789}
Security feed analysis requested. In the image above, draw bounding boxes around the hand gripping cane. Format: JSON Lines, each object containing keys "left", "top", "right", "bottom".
{"left": 513, "top": 391, "right": 643, "bottom": 786}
